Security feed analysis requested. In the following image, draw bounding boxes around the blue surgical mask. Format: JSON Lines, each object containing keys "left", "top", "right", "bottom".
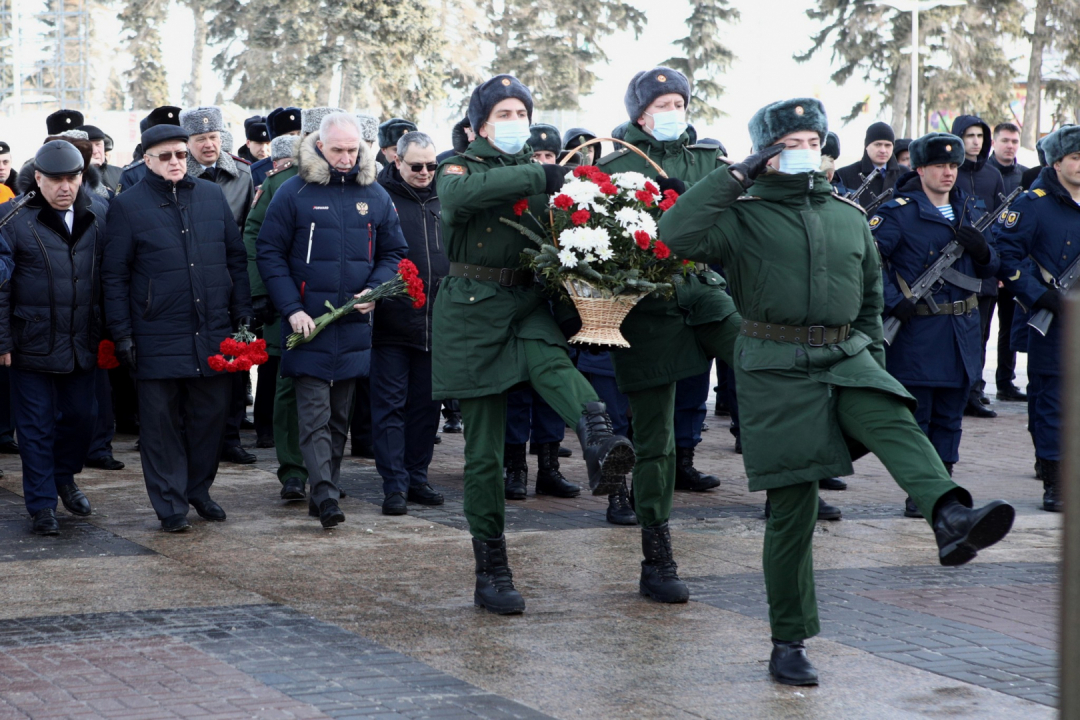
{"left": 487, "top": 119, "right": 531, "bottom": 154}
{"left": 779, "top": 148, "right": 822, "bottom": 175}
{"left": 645, "top": 110, "right": 688, "bottom": 142}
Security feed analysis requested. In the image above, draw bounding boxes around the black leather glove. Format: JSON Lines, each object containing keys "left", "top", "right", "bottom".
{"left": 542, "top": 163, "right": 568, "bottom": 195}
{"left": 890, "top": 298, "right": 919, "bottom": 324}
{"left": 234, "top": 316, "right": 253, "bottom": 333}
{"left": 728, "top": 144, "right": 786, "bottom": 189}
{"left": 657, "top": 177, "right": 686, "bottom": 195}
{"left": 1033, "top": 289, "right": 1063, "bottom": 315}
{"left": 115, "top": 337, "right": 136, "bottom": 372}
{"left": 252, "top": 296, "right": 276, "bottom": 327}
{"left": 955, "top": 226, "right": 991, "bottom": 264}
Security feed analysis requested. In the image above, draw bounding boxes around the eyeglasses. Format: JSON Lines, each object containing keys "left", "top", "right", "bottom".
{"left": 407, "top": 163, "right": 437, "bottom": 173}
{"left": 148, "top": 150, "right": 188, "bottom": 162}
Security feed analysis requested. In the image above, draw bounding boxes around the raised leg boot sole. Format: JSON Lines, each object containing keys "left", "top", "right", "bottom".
{"left": 939, "top": 501, "right": 1016, "bottom": 567}
{"left": 591, "top": 443, "right": 637, "bottom": 496}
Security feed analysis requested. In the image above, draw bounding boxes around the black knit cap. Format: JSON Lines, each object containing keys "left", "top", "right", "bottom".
{"left": 46, "top": 109, "right": 85, "bottom": 136}
{"left": 529, "top": 124, "right": 561, "bottom": 154}
{"left": 908, "top": 132, "right": 964, "bottom": 168}
{"left": 466, "top": 75, "right": 534, "bottom": 137}
{"left": 864, "top": 121, "right": 895, "bottom": 146}
{"left": 378, "top": 118, "right": 418, "bottom": 149}
{"left": 0, "top": 142, "right": 9, "bottom": 155}
{"left": 267, "top": 107, "right": 302, "bottom": 139}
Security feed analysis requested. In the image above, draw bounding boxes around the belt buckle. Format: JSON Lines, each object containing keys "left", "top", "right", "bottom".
{"left": 953, "top": 301, "right": 964, "bottom": 315}
{"left": 807, "top": 325, "right": 826, "bottom": 347}
{"left": 498, "top": 268, "right": 514, "bottom": 287}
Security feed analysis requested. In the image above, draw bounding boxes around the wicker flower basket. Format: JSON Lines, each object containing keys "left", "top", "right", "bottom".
{"left": 562, "top": 278, "right": 646, "bottom": 348}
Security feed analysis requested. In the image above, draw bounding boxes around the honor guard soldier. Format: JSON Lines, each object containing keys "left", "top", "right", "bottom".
{"left": 658, "top": 97, "right": 1015, "bottom": 687}
{"left": 432, "top": 74, "right": 635, "bottom": 615}
{"left": 995, "top": 125, "right": 1080, "bottom": 512}
{"left": 871, "top": 133, "right": 999, "bottom": 518}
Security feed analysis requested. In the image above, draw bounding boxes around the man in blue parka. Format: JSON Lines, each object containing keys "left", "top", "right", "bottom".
{"left": 257, "top": 112, "right": 408, "bottom": 529}
{"left": 872, "top": 133, "right": 999, "bottom": 518}
{"left": 994, "top": 125, "right": 1080, "bottom": 513}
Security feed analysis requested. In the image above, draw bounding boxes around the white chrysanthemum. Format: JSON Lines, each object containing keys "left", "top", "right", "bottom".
{"left": 556, "top": 178, "right": 609, "bottom": 213}
{"left": 613, "top": 208, "right": 657, "bottom": 237}
{"left": 596, "top": 245, "right": 614, "bottom": 261}
{"left": 560, "top": 226, "right": 612, "bottom": 253}
{"left": 612, "top": 171, "right": 648, "bottom": 191}
{"left": 558, "top": 248, "right": 578, "bottom": 268}
{"left": 583, "top": 253, "right": 597, "bottom": 264}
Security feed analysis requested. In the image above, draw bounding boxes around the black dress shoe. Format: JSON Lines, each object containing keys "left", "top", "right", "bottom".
{"left": 903, "top": 496, "right": 923, "bottom": 518}
{"left": 280, "top": 477, "right": 306, "bottom": 501}
{"left": 319, "top": 499, "right": 345, "bottom": 528}
{"left": 85, "top": 455, "right": 125, "bottom": 471}
{"left": 734, "top": 436, "right": 742, "bottom": 454}
{"left": 996, "top": 385, "right": 1028, "bottom": 402}
{"left": 350, "top": 443, "right": 375, "bottom": 458}
{"left": 57, "top": 483, "right": 92, "bottom": 516}
{"left": 255, "top": 434, "right": 275, "bottom": 448}
{"left": 442, "top": 415, "right": 463, "bottom": 433}
{"left": 769, "top": 639, "right": 819, "bottom": 686}
{"left": 407, "top": 483, "right": 444, "bottom": 505}
{"left": 221, "top": 445, "right": 258, "bottom": 464}
{"left": 190, "top": 497, "right": 226, "bottom": 522}
{"left": 161, "top": 514, "right": 191, "bottom": 532}
{"left": 382, "top": 492, "right": 407, "bottom": 515}
{"left": 31, "top": 508, "right": 59, "bottom": 536}
{"left": 818, "top": 477, "right": 847, "bottom": 491}
{"left": 978, "top": 391, "right": 991, "bottom": 406}
{"left": 0, "top": 440, "right": 18, "bottom": 453}
{"left": 963, "top": 401, "right": 997, "bottom": 419}
{"left": 933, "top": 495, "right": 1015, "bottom": 566}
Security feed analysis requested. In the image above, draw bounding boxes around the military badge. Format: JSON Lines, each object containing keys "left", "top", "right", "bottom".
{"left": 1004, "top": 211, "right": 1020, "bottom": 228}
{"left": 445, "top": 165, "right": 466, "bottom": 176}
{"left": 357, "top": 202, "right": 368, "bottom": 216}
{"left": 868, "top": 215, "right": 884, "bottom": 229}
{"left": 1009, "top": 270, "right": 1021, "bottom": 281}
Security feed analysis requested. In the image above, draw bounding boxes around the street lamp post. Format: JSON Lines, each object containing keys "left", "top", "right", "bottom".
{"left": 876, "top": 0, "right": 966, "bottom": 137}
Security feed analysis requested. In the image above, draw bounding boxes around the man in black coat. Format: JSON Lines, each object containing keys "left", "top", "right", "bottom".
{"left": 102, "top": 124, "right": 253, "bottom": 533}
{"left": 372, "top": 131, "right": 449, "bottom": 515}
{"left": 834, "top": 122, "right": 902, "bottom": 209}
{"left": 0, "top": 140, "right": 103, "bottom": 536}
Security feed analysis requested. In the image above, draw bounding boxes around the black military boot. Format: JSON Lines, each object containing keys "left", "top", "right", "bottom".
{"left": 674, "top": 446, "right": 721, "bottom": 491}
{"left": 442, "top": 413, "right": 463, "bottom": 433}
{"left": 472, "top": 535, "right": 525, "bottom": 615}
{"left": 933, "top": 492, "right": 1015, "bottom": 566}
{"left": 606, "top": 478, "right": 637, "bottom": 526}
{"left": 903, "top": 497, "right": 923, "bottom": 519}
{"left": 1040, "top": 458, "right": 1063, "bottom": 512}
{"left": 534, "top": 442, "right": 581, "bottom": 498}
{"left": 769, "top": 639, "right": 819, "bottom": 686}
{"left": 503, "top": 443, "right": 528, "bottom": 500}
{"left": 576, "top": 402, "right": 636, "bottom": 496}
{"left": 639, "top": 522, "right": 689, "bottom": 603}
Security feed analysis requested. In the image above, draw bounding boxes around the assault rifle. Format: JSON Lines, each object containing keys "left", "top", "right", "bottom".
{"left": 0, "top": 192, "right": 34, "bottom": 232}
{"left": 845, "top": 172, "right": 876, "bottom": 204}
{"left": 1027, "top": 254, "right": 1080, "bottom": 336}
{"left": 882, "top": 186, "right": 1022, "bottom": 345}
{"left": 864, "top": 188, "right": 894, "bottom": 216}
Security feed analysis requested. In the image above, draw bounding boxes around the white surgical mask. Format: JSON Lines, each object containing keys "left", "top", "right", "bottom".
{"left": 487, "top": 120, "right": 531, "bottom": 155}
{"left": 645, "top": 110, "right": 688, "bottom": 142}
{"left": 779, "top": 148, "right": 822, "bottom": 175}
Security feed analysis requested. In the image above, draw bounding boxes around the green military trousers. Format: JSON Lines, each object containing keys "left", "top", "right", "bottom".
{"left": 459, "top": 339, "right": 600, "bottom": 540}
{"left": 626, "top": 316, "right": 741, "bottom": 529}
{"left": 272, "top": 374, "right": 308, "bottom": 485}
{"left": 764, "top": 386, "right": 963, "bottom": 642}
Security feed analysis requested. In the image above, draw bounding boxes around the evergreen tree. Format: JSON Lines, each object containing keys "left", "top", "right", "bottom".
{"left": 120, "top": 0, "right": 170, "bottom": 109}
{"left": 663, "top": 0, "right": 739, "bottom": 124}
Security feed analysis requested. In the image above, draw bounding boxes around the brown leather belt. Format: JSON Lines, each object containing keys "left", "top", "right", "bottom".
{"left": 740, "top": 319, "right": 851, "bottom": 347}
{"left": 448, "top": 262, "right": 534, "bottom": 287}
{"left": 915, "top": 294, "right": 978, "bottom": 316}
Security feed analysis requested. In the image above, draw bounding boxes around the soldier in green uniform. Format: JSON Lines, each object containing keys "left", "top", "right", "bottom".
{"left": 245, "top": 107, "right": 342, "bottom": 501}
{"left": 432, "top": 75, "right": 635, "bottom": 616}
{"left": 658, "top": 97, "right": 1016, "bottom": 686}
{"left": 593, "top": 67, "right": 745, "bottom": 604}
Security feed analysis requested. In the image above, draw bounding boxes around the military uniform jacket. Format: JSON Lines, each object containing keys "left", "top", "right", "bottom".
{"left": 597, "top": 124, "right": 738, "bottom": 392}
{"left": 995, "top": 167, "right": 1080, "bottom": 377}
{"left": 871, "top": 175, "right": 999, "bottom": 388}
{"left": 431, "top": 138, "right": 564, "bottom": 400}
{"left": 658, "top": 167, "right": 914, "bottom": 491}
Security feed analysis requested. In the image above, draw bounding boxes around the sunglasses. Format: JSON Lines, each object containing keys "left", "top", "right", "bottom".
{"left": 406, "top": 162, "right": 437, "bottom": 173}
{"left": 148, "top": 150, "right": 188, "bottom": 162}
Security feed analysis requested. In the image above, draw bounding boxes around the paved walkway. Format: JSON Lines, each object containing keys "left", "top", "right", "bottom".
{"left": 0, "top": 370, "right": 1060, "bottom": 719}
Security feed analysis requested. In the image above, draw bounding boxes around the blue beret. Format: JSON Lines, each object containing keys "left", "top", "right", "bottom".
{"left": 748, "top": 98, "right": 828, "bottom": 152}
{"left": 623, "top": 67, "right": 690, "bottom": 124}
{"left": 908, "top": 132, "right": 964, "bottom": 168}
{"left": 467, "top": 75, "right": 534, "bottom": 136}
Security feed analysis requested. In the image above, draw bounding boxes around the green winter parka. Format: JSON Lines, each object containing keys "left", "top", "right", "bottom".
{"left": 430, "top": 138, "right": 568, "bottom": 400}
{"left": 597, "top": 123, "right": 739, "bottom": 392}
{"left": 658, "top": 166, "right": 915, "bottom": 490}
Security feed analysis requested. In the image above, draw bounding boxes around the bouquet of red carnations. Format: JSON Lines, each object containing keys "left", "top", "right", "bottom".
{"left": 208, "top": 326, "right": 270, "bottom": 372}
{"left": 285, "top": 259, "right": 425, "bottom": 350}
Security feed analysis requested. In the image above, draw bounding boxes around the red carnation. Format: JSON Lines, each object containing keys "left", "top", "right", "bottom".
{"left": 659, "top": 188, "right": 679, "bottom": 211}
{"left": 398, "top": 259, "right": 419, "bottom": 280}
{"left": 682, "top": 259, "right": 692, "bottom": 265}
{"left": 644, "top": 181, "right": 660, "bottom": 195}
{"left": 97, "top": 340, "right": 120, "bottom": 370}
{"left": 634, "top": 230, "right": 651, "bottom": 250}
{"left": 553, "top": 194, "right": 574, "bottom": 210}
{"left": 599, "top": 182, "right": 618, "bottom": 196}
{"left": 587, "top": 169, "right": 611, "bottom": 184}
{"left": 248, "top": 338, "right": 267, "bottom": 353}
{"left": 208, "top": 355, "right": 229, "bottom": 372}
{"left": 412, "top": 291, "right": 427, "bottom": 309}
{"left": 653, "top": 241, "right": 671, "bottom": 259}
{"left": 570, "top": 209, "right": 591, "bottom": 226}
{"left": 513, "top": 198, "right": 529, "bottom": 216}
{"left": 573, "top": 165, "right": 595, "bottom": 178}
{"left": 248, "top": 350, "right": 270, "bottom": 365}
{"left": 635, "top": 189, "right": 655, "bottom": 207}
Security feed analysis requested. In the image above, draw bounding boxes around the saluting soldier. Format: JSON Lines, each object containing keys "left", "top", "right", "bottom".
{"left": 871, "top": 133, "right": 999, "bottom": 518}
{"left": 995, "top": 125, "right": 1080, "bottom": 513}
{"left": 432, "top": 74, "right": 635, "bottom": 615}
{"left": 658, "top": 97, "right": 1015, "bottom": 686}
